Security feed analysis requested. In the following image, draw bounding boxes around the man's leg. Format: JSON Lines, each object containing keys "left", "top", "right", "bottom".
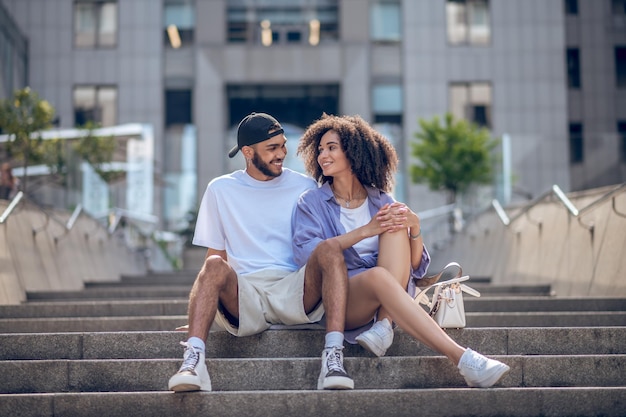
{"left": 169, "top": 255, "right": 239, "bottom": 392}
{"left": 303, "top": 239, "right": 354, "bottom": 390}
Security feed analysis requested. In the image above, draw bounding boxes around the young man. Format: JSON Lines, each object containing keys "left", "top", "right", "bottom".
{"left": 168, "top": 112, "right": 354, "bottom": 392}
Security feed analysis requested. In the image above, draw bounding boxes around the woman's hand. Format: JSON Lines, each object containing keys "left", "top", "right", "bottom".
{"left": 376, "top": 202, "right": 421, "bottom": 235}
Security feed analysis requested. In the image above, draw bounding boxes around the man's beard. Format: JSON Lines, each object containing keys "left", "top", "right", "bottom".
{"left": 252, "top": 152, "right": 282, "bottom": 178}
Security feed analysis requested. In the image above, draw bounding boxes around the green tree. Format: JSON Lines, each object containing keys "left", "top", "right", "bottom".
{"left": 72, "top": 122, "right": 123, "bottom": 183}
{"left": 0, "top": 87, "right": 55, "bottom": 192}
{"left": 40, "top": 122, "right": 123, "bottom": 187}
{"left": 410, "top": 112, "right": 499, "bottom": 204}
{"left": 1, "top": 88, "right": 121, "bottom": 195}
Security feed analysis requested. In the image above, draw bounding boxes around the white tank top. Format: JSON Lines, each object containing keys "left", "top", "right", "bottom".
{"left": 339, "top": 197, "right": 378, "bottom": 257}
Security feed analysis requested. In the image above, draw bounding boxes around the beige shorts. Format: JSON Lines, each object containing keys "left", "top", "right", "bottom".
{"left": 213, "top": 266, "right": 325, "bottom": 337}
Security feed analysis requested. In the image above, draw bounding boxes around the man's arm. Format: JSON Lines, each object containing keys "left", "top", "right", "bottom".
{"left": 205, "top": 248, "right": 227, "bottom": 261}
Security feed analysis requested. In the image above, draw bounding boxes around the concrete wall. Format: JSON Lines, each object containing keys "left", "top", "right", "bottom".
{"left": 0, "top": 200, "right": 147, "bottom": 305}
{"left": 429, "top": 184, "right": 626, "bottom": 297}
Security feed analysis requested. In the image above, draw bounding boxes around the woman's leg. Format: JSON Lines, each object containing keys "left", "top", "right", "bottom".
{"left": 376, "top": 230, "right": 410, "bottom": 323}
{"left": 346, "top": 267, "right": 465, "bottom": 365}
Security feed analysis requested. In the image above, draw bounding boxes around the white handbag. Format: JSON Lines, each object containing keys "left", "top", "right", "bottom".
{"left": 414, "top": 275, "right": 481, "bottom": 329}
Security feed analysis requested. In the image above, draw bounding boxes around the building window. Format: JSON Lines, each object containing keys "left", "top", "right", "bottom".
{"left": 616, "top": 47, "right": 626, "bottom": 88}
{"left": 164, "top": 0, "right": 194, "bottom": 49}
{"left": 0, "top": 3, "right": 28, "bottom": 97}
{"left": 564, "top": 0, "right": 578, "bottom": 15}
{"left": 569, "top": 122, "right": 583, "bottom": 163}
{"left": 446, "top": 0, "right": 490, "bottom": 46}
{"left": 613, "top": 0, "right": 626, "bottom": 14}
{"left": 227, "top": 0, "right": 339, "bottom": 46}
{"left": 449, "top": 82, "right": 492, "bottom": 128}
{"left": 372, "top": 84, "right": 403, "bottom": 125}
{"left": 73, "top": 86, "right": 117, "bottom": 127}
{"left": 73, "top": 1, "right": 117, "bottom": 48}
{"left": 165, "top": 90, "right": 192, "bottom": 126}
{"left": 370, "top": 1, "right": 401, "bottom": 43}
{"left": 567, "top": 48, "right": 581, "bottom": 89}
{"left": 618, "top": 121, "right": 626, "bottom": 163}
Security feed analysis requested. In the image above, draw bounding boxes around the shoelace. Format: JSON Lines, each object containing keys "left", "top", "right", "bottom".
{"left": 326, "top": 346, "right": 346, "bottom": 373}
{"left": 178, "top": 341, "right": 200, "bottom": 372}
{"left": 462, "top": 351, "right": 486, "bottom": 370}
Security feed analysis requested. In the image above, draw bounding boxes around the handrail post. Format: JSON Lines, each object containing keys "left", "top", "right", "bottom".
{"left": 66, "top": 204, "right": 83, "bottom": 230}
{"left": 491, "top": 199, "right": 510, "bottom": 226}
{"left": 53, "top": 204, "right": 84, "bottom": 244}
{"left": 0, "top": 191, "right": 24, "bottom": 224}
{"left": 551, "top": 185, "right": 579, "bottom": 216}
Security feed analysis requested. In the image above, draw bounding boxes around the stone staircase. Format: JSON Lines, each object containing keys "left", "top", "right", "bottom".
{"left": 1, "top": 273, "right": 625, "bottom": 417}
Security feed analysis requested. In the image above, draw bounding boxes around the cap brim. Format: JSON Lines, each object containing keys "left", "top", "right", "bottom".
{"left": 228, "top": 144, "right": 240, "bottom": 158}
{"left": 228, "top": 127, "right": 285, "bottom": 158}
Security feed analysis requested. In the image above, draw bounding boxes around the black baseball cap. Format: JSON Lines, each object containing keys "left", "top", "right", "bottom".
{"left": 228, "top": 112, "right": 285, "bottom": 158}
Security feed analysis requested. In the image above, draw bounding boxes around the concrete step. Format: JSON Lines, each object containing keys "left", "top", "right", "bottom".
{"left": 2, "top": 387, "right": 625, "bottom": 417}
{"left": 2, "top": 297, "right": 624, "bottom": 319}
{"left": 4, "top": 278, "right": 625, "bottom": 417}
{"left": 26, "top": 286, "right": 192, "bottom": 301}
{"left": 2, "top": 310, "right": 625, "bottom": 333}
{"left": 114, "top": 272, "right": 495, "bottom": 286}
{"left": 2, "top": 354, "right": 625, "bottom": 394}
{"left": 25, "top": 283, "right": 553, "bottom": 301}
{"left": 1, "top": 328, "right": 624, "bottom": 360}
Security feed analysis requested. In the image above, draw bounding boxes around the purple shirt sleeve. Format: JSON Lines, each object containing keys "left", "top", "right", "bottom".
{"left": 292, "top": 182, "right": 431, "bottom": 297}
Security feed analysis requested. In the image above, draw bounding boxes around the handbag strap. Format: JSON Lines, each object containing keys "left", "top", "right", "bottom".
{"left": 414, "top": 275, "right": 470, "bottom": 307}
{"left": 460, "top": 283, "right": 481, "bottom": 298}
{"left": 414, "top": 275, "right": 482, "bottom": 308}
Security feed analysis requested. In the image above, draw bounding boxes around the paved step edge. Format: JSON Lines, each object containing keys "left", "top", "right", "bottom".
{"left": 1, "top": 312, "right": 625, "bottom": 333}
{"left": 3, "top": 297, "right": 625, "bottom": 318}
{"left": 24, "top": 284, "right": 553, "bottom": 300}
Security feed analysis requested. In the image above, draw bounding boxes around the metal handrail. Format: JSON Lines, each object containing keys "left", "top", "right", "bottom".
{"left": 0, "top": 191, "right": 24, "bottom": 224}
{"left": 53, "top": 204, "right": 83, "bottom": 243}
{"left": 107, "top": 207, "right": 158, "bottom": 236}
{"left": 491, "top": 187, "right": 555, "bottom": 226}
{"left": 66, "top": 204, "right": 83, "bottom": 230}
{"left": 418, "top": 203, "right": 456, "bottom": 221}
{"left": 492, "top": 183, "right": 626, "bottom": 232}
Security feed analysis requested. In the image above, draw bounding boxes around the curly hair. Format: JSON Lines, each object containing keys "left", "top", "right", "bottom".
{"left": 297, "top": 113, "right": 399, "bottom": 192}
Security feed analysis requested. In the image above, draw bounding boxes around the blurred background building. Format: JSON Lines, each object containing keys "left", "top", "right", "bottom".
{"left": 0, "top": 0, "right": 624, "bottom": 232}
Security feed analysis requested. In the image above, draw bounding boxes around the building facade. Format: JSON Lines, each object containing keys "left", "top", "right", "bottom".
{"left": 0, "top": 0, "right": 623, "bottom": 230}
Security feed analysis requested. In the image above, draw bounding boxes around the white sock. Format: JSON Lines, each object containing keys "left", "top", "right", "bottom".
{"left": 187, "top": 336, "right": 206, "bottom": 354}
{"left": 324, "top": 331, "right": 344, "bottom": 349}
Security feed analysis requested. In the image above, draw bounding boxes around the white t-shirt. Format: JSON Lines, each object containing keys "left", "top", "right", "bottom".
{"left": 193, "top": 168, "right": 317, "bottom": 276}
{"left": 339, "top": 198, "right": 378, "bottom": 257}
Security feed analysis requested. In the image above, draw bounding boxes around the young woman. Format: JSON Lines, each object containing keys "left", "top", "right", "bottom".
{"left": 292, "top": 114, "right": 510, "bottom": 388}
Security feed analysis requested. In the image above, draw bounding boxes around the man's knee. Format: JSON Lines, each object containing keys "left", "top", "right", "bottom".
{"left": 199, "top": 255, "right": 234, "bottom": 289}
{"left": 312, "top": 239, "right": 344, "bottom": 266}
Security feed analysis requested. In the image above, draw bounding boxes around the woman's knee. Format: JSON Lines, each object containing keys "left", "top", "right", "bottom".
{"left": 362, "top": 266, "right": 396, "bottom": 288}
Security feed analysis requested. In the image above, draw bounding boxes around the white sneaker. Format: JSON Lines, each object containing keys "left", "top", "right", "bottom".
{"left": 355, "top": 318, "right": 394, "bottom": 357}
{"left": 168, "top": 341, "right": 212, "bottom": 392}
{"left": 317, "top": 346, "right": 354, "bottom": 390}
{"left": 457, "top": 348, "right": 510, "bottom": 388}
